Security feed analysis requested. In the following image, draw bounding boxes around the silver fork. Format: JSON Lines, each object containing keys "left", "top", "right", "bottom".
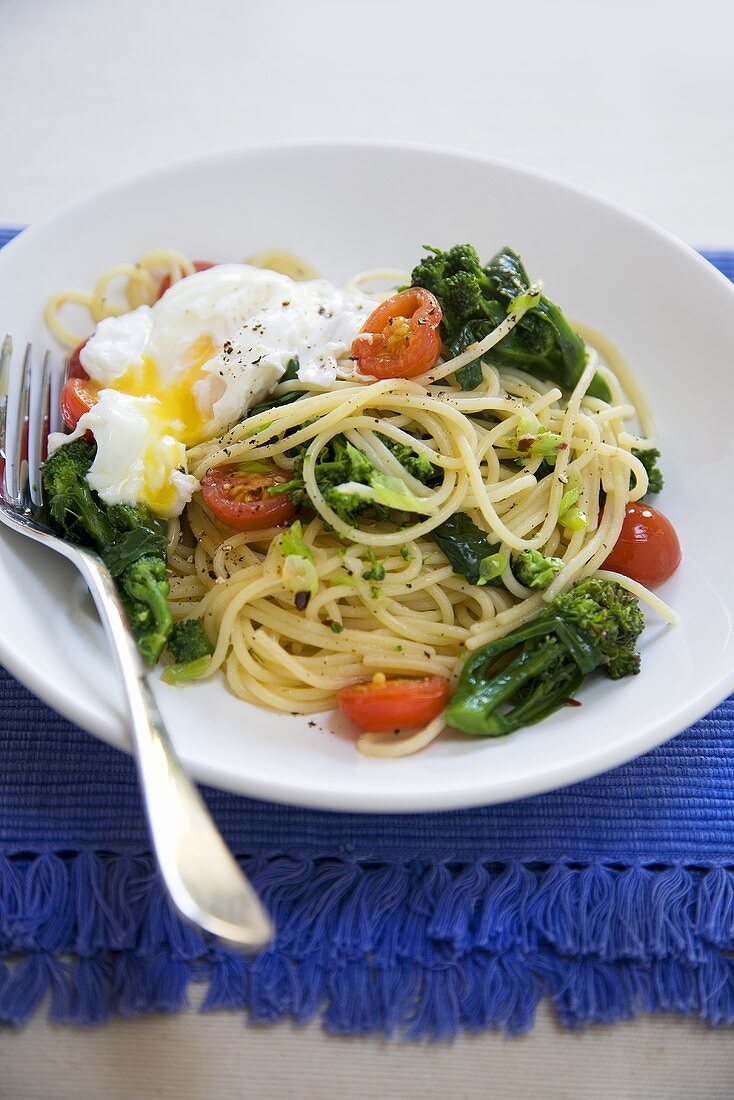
{"left": 0, "top": 336, "right": 273, "bottom": 951}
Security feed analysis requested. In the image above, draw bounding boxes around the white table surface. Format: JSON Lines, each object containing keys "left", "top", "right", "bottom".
{"left": 2, "top": 1, "right": 734, "bottom": 1096}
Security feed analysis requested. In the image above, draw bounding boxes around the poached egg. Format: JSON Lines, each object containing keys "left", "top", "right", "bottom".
{"left": 50, "top": 263, "right": 375, "bottom": 517}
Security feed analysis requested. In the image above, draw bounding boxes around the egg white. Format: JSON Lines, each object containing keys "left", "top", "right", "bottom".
{"left": 50, "top": 264, "right": 375, "bottom": 518}
{"left": 57, "top": 391, "right": 199, "bottom": 517}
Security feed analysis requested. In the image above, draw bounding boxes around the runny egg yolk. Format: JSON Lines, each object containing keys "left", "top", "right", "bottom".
{"left": 110, "top": 335, "right": 220, "bottom": 448}
{"left": 139, "top": 430, "right": 191, "bottom": 515}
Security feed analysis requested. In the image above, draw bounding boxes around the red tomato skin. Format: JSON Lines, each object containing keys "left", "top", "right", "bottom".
{"left": 60, "top": 378, "right": 99, "bottom": 432}
{"left": 337, "top": 675, "right": 450, "bottom": 732}
{"left": 352, "top": 287, "right": 443, "bottom": 379}
{"left": 603, "top": 502, "right": 681, "bottom": 587}
{"left": 68, "top": 339, "right": 90, "bottom": 380}
{"left": 200, "top": 465, "right": 297, "bottom": 532}
{"left": 157, "top": 261, "right": 215, "bottom": 300}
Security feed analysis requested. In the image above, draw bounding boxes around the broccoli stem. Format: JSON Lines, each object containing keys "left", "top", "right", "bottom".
{"left": 166, "top": 619, "right": 213, "bottom": 664}
{"left": 505, "top": 664, "right": 584, "bottom": 729}
{"left": 451, "top": 642, "right": 571, "bottom": 735}
{"left": 137, "top": 627, "right": 172, "bottom": 666}
{"left": 161, "top": 655, "right": 211, "bottom": 685}
{"left": 75, "top": 488, "right": 116, "bottom": 550}
{"left": 136, "top": 590, "right": 172, "bottom": 665}
{"left": 446, "top": 578, "right": 644, "bottom": 737}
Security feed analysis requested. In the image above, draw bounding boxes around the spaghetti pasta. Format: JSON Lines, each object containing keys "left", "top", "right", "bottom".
{"left": 178, "top": 331, "right": 657, "bottom": 738}
{"left": 44, "top": 248, "right": 196, "bottom": 348}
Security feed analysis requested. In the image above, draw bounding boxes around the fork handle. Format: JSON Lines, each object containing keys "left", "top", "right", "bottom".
{"left": 75, "top": 551, "right": 273, "bottom": 951}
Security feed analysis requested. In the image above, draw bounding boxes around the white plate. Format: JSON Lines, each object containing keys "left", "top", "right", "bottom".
{"left": 1, "top": 142, "right": 732, "bottom": 812}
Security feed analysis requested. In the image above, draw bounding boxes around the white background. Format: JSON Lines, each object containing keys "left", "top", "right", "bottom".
{"left": 2, "top": 0, "right": 734, "bottom": 1096}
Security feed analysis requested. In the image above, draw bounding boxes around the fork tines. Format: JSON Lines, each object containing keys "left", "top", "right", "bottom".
{"left": 1, "top": 337, "right": 58, "bottom": 513}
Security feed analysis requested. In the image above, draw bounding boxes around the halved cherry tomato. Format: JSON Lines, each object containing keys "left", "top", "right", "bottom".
{"left": 60, "top": 377, "right": 99, "bottom": 431}
{"left": 352, "top": 287, "right": 443, "bottom": 379}
{"left": 338, "top": 673, "right": 450, "bottom": 732}
{"left": 68, "top": 338, "right": 90, "bottom": 380}
{"left": 200, "top": 464, "right": 297, "bottom": 531}
{"left": 603, "top": 502, "right": 681, "bottom": 587}
{"left": 157, "top": 260, "right": 215, "bottom": 301}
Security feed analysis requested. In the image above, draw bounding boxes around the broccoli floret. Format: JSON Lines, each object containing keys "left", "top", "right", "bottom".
{"left": 168, "top": 618, "right": 213, "bottom": 664}
{"left": 317, "top": 439, "right": 386, "bottom": 524}
{"left": 41, "top": 438, "right": 114, "bottom": 550}
{"left": 42, "top": 440, "right": 165, "bottom": 556}
{"left": 446, "top": 577, "right": 645, "bottom": 736}
{"left": 551, "top": 578, "right": 644, "bottom": 680}
{"left": 342, "top": 441, "right": 374, "bottom": 482}
{"left": 632, "top": 447, "right": 663, "bottom": 495}
{"left": 410, "top": 245, "right": 491, "bottom": 341}
{"left": 443, "top": 271, "right": 486, "bottom": 321}
{"left": 445, "top": 243, "right": 483, "bottom": 273}
{"left": 42, "top": 440, "right": 175, "bottom": 665}
{"left": 161, "top": 619, "right": 214, "bottom": 685}
{"left": 331, "top": 492, "right": 375, "bottom": 525}
{"left": 384, "top": 441, "right": 441, "bottom": 486}
{"left": 281, "top": 435, "right": 438, "bottom": 527}
{"left": 282, "top": 437, "right": 374, "bottom": 501}
{"left": 106, "top": 501, "right": 164, "bottom": 534}
{"left": 411, "top": 243, "right": 483, "bottom": 287}
{"left": 410, "top": 242, "right": 610, "bottom": 400}
{"left": 513, "top": 549, "right": 565, "bottom": 589}
{"left": 120, "top": 556, "right": 173, "bottom": 665}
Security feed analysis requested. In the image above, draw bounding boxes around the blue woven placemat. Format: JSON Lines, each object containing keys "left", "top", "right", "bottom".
{"left": 1, "top": 226, "right": 733, "bottom": 1037}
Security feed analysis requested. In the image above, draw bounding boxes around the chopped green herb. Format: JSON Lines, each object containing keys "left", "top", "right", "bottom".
{"left": 362, "top": 547, "right": 386, "bottom": 582}
{"left": 280, "top": 520, "right": 313, "bottom": 563}
{"left": 477, "top": 552, "right": 508, "bottom": 585}
{"left": 559, "top": 487, "right": 588, "bottom": 531}
{"left": 236, "top": 460, "right": 273, "bottom": 474}
{"left": 280, "top": 520, "right": 318, "bottom": 603}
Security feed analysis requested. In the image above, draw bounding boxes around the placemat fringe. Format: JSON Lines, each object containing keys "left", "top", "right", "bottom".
{"left": 1, "top": 850, "right": 734, "bottom": 1034}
